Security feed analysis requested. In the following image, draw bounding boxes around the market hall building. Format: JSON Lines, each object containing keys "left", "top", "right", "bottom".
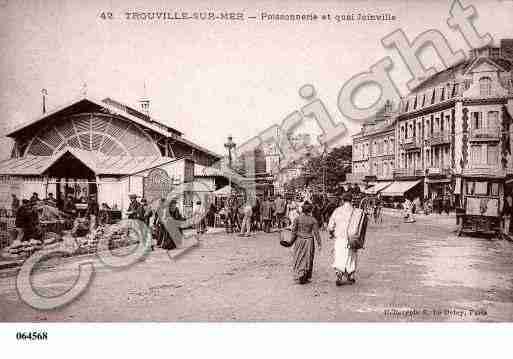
{"left": 0, "top": 95, "right": 223, "bottom": 215}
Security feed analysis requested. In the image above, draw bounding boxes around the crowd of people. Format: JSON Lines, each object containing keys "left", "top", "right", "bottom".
{"left": 208, "top": 193, "right": 344, "bottom": 237}
{"left": 8, "top": 192, "right": 116, "bottom": 243}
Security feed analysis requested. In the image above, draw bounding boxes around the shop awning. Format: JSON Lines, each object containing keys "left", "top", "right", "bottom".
{"left": 364, "top": 181, "right": 392, "bottom": 194}
{"left": 381, "top": 180, "right": 421, "bottom": 196}
{"left": 213, "top": 185, "right": 234, "bottom": 197}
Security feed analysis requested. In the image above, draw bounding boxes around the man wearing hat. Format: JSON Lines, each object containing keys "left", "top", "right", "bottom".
{"left": 126, "top": 193, "right": 142, "bottom": 220}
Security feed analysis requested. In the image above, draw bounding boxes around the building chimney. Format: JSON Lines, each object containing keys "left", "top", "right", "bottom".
{"left": 501, "top": 39, "right": 513, "bottom": 60}
{"left": 139, "top": 82, "right": 150, "bottom": 117}
{"left": 139, "top": 98, "right": 150, "bottom": 116}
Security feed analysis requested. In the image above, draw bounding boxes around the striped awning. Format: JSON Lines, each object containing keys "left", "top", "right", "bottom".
{"left": 381, "top": 180, "right": 421, "bottom": 196}
{"left": 364, "top": 181, "right": 392, "bottom": 194}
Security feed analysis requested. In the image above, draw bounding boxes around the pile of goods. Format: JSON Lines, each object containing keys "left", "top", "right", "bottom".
{"left": 1, "top": 219, "right": 144, "bottom": 262}
{"left": 1, "top": 231, "right": 62, "bottom": 260}
{"left": 104, "top": 224, "right": 140, "bottom": 250}
{"left": 71, "top": 223, "right": 140, "bottom": 255}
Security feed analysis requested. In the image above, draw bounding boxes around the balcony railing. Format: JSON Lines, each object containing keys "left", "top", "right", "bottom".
{"left": 428, "top": 131, "right": 451, "bottom": 146}
{"left": 426, "top": 167, "right": 452, "bottom": 177}
{"left": 401, "top": 137, "right": 422, "bottom": 150}
{"left": 469, "top": 127, "right": 500, "bottom": 141}
{"left": 462, "top": 165, "right": 505, "bottom": 178}
{"left": 393, "top": 168, "right": 424, "bottom": 178}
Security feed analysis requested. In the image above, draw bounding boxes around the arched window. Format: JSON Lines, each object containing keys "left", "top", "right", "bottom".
{"left": 479, "top": 77, "right": 492, "bottom": 97}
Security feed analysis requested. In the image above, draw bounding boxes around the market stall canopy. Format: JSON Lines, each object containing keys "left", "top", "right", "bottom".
{"left": 364, "top": 181, "right": 392, "bottom": 195}
{"left": 381, "top": 180, "right": 421, "bottom": 197}
{"left": 0, "top": 147, "right": 175, "bottom": 176}
{"left": 213, "top": 185, "right": 234, "bottom": 197}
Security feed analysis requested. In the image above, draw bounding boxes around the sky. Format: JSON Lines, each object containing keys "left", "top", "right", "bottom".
{"left": 0, "top": 0, "right": 512, "bottom": 159}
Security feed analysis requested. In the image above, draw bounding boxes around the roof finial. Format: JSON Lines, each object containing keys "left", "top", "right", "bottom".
{"left": 81, "top": 82, "right": 88, "bottom": 96}
{"left": 41, "top": 88, "right": 48, "bottom": 114}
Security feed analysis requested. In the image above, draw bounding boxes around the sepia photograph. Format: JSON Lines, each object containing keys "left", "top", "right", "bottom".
{"left": 0, "top": 0, "right": 512, "bottom": 351}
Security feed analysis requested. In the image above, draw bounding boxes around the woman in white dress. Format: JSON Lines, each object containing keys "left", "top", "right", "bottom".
{"left": 328, "top": 193, "right": 358, "bottom": 286}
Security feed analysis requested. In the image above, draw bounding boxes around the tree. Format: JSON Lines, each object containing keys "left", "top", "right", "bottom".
{"left": 284, "top": 145, "right": 352, "bottom": 194}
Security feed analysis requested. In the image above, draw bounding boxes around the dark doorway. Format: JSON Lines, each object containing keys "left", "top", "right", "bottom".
{"left": 45, "top": 151, "right": 97, "bottom": 206}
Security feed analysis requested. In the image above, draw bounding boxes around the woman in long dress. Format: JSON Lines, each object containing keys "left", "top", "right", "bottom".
{"left": 290, "top": 202, "right": 321, "bottom": 284}
{"left": 328, "top": 193, "right": 358, "bottom": 286}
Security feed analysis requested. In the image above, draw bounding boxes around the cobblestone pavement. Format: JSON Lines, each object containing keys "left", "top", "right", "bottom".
{"left": 1, "top": 214, "right": 512, "bottom": 322}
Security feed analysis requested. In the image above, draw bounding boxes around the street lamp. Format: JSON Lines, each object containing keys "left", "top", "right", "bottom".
{"left": 224, "top": 135, "right": 236, "bottom": 168}
{"left": 224, "top": 135, "right": 236, "bottom": 194}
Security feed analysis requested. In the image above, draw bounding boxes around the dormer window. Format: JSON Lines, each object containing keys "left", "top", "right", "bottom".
{"left": 440, "top": 87, "right": 445, "bottom": 101}
{"left": 422, "top": 94, "right": 426, "bottom": 107}
{"left": 413, "top": 96, "right": 418, "bottom": 109}
{"left": 404, "top": 100, "right": 409, "bottom": 112}
{"left": 431, "top": 89, "right": 436, "bottom": 104}
{"left": 479, "top": 77, "right": 492, "bottom": 96}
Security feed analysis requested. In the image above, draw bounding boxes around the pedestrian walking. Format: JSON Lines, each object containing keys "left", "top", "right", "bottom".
{"left": 501, "top": 195, "right": 513, "bottom": 238}
{"left": 261, "top": 197, "right": 273, "bottom": 233}
{"left": 126, "top": 193, "right": 142, "bottom": 220}
{"left": 275, "top": 194, "right": 287, "bottom": 229}
{"left": 228, "top": 197, "right": 240, "bottom": 233}
{"left": 287, "top": 201, "right": 299, "bottom": 229}
{"left": 239, "top": 200, "right": 253, "bottom": 237}
{"left": 157, "top": 199, "right": 185, "bottom": 250}
{"left": 403, "top": 197, "right": 415, "bottom": 223}
{"left": 290, "top": 202, "right": 321, "bottom": 284}
{"left": 11, "top": 194, "right": 20, "bottom": 216}
{"left": 252, "top": 197, "right": 261, "bottom": 231}
{"left": 322, "top": 197, "right": 338, "bottom": 228}
{"left": 328, "top": 193, "right": 359, "bottom": 286}
{"left": 193, "top": 200, "right": 207, "bottom": 234}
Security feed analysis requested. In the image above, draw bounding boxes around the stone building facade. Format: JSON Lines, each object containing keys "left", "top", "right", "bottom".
{"left": 352, "top": 39, "right": 513, "bottom": 203}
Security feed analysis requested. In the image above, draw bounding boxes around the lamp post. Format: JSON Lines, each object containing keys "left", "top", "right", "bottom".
{"left": 224, "top": 135, "right": 236, "bottom": 168}
{"left": 224, "top": 135, "right": 236, "bottom": 193}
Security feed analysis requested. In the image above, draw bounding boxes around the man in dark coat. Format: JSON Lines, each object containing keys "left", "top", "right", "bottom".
{"left": 260, "top": 197, "right": 273, "bottom": 233}
{"left": 15, "top": 199, "right": 41, "bottom": 242}
{"left": 227, "top": 197, "right": 240, "bottom": 233}
{"left": 11, "top": 194, "right": 20, "bottom": 216}
{"left": 160, "top": 199, "right": 185, "bottom": 250}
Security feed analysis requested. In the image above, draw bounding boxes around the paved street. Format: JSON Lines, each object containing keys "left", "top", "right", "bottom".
{"left": 1, "top": 214, "right": 512, "bottom": 322}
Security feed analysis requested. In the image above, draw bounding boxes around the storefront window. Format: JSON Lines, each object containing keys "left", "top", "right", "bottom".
{"left": 491, "top": 183, "right": 499, "bottom": 196}
{"left": 466, "top": 181, "right": 475, "bottom": 195}
{"left": 475, "top": 181, "right": 488, "bottom": 195}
